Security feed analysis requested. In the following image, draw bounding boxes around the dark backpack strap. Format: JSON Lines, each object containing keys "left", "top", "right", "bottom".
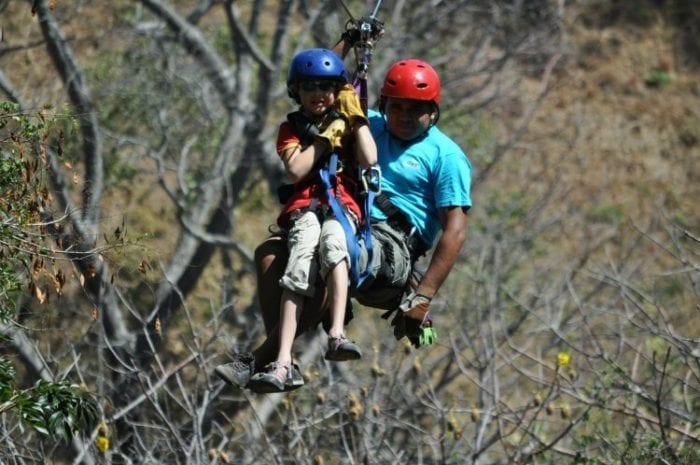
{"left": 286, "top": 111, "right": 319, "bottom": 148}
{"left": 287, "top": 110, "right": 346, "bottom": 147}
{"left": 375, "top": 193, "right": 429, "bottom": 258}
{"left": 375, "top": 193, "right": 402, "bottom": 219}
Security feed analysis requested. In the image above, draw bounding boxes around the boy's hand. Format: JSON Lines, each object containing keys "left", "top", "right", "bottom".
{"left": 316, "top": 118, "right": 347, "bottom": 150}
{"left": 336, "top": 84, "right": 368, "bottom": 128}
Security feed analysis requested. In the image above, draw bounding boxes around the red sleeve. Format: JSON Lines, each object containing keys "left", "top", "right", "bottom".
{"left": 276, "top": 121, "right": 300, "bottom": 157}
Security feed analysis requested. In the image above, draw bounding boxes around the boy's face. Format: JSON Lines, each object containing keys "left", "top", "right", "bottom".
{"left": 384, "top": 97, "right": 436, "bottom": 141}
{"left": 297, "top": 80, "right": 337, "bottom": 116}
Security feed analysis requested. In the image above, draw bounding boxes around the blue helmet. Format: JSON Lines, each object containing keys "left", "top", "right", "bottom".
{"left": 287, "top": 48, "right": 347, "bottom": 101}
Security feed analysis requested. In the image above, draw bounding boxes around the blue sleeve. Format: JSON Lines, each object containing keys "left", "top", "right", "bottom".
{"left": 368, "top": 109, "right": 384, "bottom": 136}
{"left": 434, "top": 148, "right": 472, "bottom": 209}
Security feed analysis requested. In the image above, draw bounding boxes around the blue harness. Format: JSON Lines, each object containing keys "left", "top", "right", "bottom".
{"left": 318, "top": 151, "right": 379, "bottom": 288}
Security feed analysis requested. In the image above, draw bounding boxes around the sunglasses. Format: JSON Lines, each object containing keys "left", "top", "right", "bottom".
{"left": 299, "top": 80, "right": 337, "bottom": 92}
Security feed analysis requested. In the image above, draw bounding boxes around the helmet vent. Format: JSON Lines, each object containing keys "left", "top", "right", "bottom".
{"left": 417, "top": 83, "right": 428, "bottom": 89}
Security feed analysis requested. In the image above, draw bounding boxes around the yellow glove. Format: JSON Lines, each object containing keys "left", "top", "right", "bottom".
{"left": 316, "top": 118, "right": 347, "bottom": 151}
{"left": 335, "top": 84, "right": 368, "bottom": 128}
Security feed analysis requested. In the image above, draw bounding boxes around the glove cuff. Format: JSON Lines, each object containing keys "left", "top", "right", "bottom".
{"left": 349, "top": 115, "right": 369, "bottom": 130}
{"left": 403, "top": 293, "right": 432, "bottom": 309}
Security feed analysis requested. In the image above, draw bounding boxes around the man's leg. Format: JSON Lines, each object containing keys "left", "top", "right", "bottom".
{"left": 254, "top": 235, "right": 288, "bottom": 336}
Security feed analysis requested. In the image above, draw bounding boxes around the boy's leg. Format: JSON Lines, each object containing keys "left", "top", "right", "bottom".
{"left": 216, "top": 230, "right": 326, "bottom": 388}
{"left": 325, "top": 258, "right": 349, "bottom": 339}
{"left": 251, "top": 231, "right": 328, "bottom": 367}
{"left": 246, "top": 288, "right": 304, "bottom": 393}
{"left": 247, "top": 213, "right": 322, "bottom": 393}
{"left": 277, "top": 289, "right": 304, "bottom": 364}
{"left": 319, "top": 217, "right": 361, "bottom": 361}
{"left": 319, "top": 217, "right": 353, "bottom": 335}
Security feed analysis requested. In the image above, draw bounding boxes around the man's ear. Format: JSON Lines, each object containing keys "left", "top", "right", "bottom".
{"left": 429, "top": 105, "right": 440, "bottom": 125}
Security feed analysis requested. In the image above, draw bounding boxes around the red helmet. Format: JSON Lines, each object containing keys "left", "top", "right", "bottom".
{"left": 381, "top": 59, "right": 441, "bottom": 105}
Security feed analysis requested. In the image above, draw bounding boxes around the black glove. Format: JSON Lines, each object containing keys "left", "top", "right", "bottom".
{"left": 341, "top": 17, "right": 385, "bottom": 47}
{"left": 341, "top": 28, "right": 361, "bottom": 47}
{"left": 391, "top": 292, "right": 437, "bottom": 348}
{"left": 287, "top": 111, "right": 319, "bottom": 147}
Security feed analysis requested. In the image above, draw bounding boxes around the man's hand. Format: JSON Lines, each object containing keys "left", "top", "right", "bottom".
{"left": 392, "top": 291, "right": 436, "bottom": 348}
{"left": 341, "top": 17, "right": 385, "bottom": 46}
{"left": 335, "top": 84, "right": 368, "bottom": 128}
{"left": 399, "top": 291, "right": 431, "bottom": 324}
{"left": 316, "top": 118, "right": 347, "bottom": 151}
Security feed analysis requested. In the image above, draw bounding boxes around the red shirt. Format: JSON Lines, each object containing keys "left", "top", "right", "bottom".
{"left": 276, "top": 121, "right": 362, "bottom": 228}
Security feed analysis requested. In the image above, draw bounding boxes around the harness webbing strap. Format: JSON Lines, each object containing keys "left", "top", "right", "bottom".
{"left": 356, "top": 76, "right": 368, "bottom": 116}
{"left": 318, "top": 152, "right": 374, "bottom": 288}
{"left": 359, "top": 172, "right": 376, "bottom": 280}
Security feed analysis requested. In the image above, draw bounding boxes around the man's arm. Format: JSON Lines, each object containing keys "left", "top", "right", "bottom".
{"left": 392, "top": 206, "right": 467, "bottom": 347}
{"left": 332, "top": 36, "right": 353, "bottom": 59}
{"left": 415, "top": 206, "right": 468, "bottom": 298}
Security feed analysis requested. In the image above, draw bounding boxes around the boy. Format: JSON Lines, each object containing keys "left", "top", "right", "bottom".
{"left": 246, "top": 48, "right": 377, "bottom": 393}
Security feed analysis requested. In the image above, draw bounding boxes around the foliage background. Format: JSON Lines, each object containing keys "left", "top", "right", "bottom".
{"left": 0, "top": 0, "right": 698, "bottom": 464}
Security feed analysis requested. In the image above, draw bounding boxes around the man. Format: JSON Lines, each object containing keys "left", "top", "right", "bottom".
{"left": 215, "top": 58, "right": 472, "bottom": 391}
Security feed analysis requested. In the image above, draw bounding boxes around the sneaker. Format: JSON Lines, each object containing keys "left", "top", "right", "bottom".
{"left": 283, "top": 363, "right": 305, "bottom": 392}
{"left": 325, "top": 335, "right": 362, "bottom": 361}
{"left": 214, "top": 352, "right": 255, "bottom": 388}
{"left": 247, "top": 361, "right": 305, "bottom": 394}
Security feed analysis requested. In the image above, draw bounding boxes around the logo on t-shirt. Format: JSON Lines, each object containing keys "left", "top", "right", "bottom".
{"left": 402, "top": 158, "right": 420, "bottom": 169}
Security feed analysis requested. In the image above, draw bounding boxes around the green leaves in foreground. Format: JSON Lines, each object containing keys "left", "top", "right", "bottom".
{"left": 0, "top": 357, "right": 98, "bottom": 442}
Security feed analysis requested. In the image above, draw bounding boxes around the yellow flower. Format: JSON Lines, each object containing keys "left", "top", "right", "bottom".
{"left": 557, "top": 352, "right": 571, "bottom": 367}
{"left": 95, "top": 435, "right": 110, "bottom": 453}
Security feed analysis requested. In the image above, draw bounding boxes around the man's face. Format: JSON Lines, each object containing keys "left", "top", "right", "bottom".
{"left": 384, "top": 97, "right": 436, "bottom": 141}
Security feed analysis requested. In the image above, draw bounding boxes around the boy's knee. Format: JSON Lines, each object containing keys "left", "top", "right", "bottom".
{"left": 320, "top": 242, "right": 349, "bottom": 277}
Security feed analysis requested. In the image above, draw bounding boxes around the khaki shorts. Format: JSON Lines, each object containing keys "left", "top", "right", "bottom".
{"left": 280, "top": 210, "right": 355, "bottom": 296}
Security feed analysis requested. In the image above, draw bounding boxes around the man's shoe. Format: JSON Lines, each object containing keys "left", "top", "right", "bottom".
{"left": 325, "top": 335, "right": 362, "bottom": 361}
{"left": 214, "top": 352, "right": 255, "bottom": 388}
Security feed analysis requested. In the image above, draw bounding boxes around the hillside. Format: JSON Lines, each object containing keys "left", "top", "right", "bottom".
{"left": 0, "top": 1, "right": 698, "bottom": 463}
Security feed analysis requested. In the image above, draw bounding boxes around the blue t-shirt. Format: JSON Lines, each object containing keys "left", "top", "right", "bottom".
{"left": 368, "top": 109, "right": 472, "bottom": 246}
